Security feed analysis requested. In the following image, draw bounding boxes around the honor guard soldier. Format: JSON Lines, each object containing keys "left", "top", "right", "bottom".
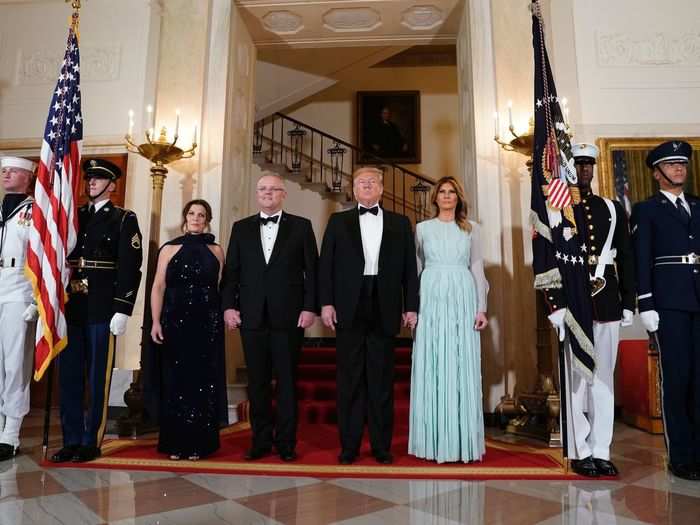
{"left": 566, "top": 143, "right": 635, "bottom": 477}
{"left": 0, "top": 157, "right": 39, "bottom": 461}
{"left": 50, "top": 159, "right": 143, "bottom": 464}
{"left": 631, "top": 140, "right": 700, "bottom": 481}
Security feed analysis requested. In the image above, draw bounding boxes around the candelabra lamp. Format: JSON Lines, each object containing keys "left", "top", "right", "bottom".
{"left": 494, "top": 109, "right": 565, "bottom": 447}
{"left": 116, "top": 115, "right": 197, "bottom": 436}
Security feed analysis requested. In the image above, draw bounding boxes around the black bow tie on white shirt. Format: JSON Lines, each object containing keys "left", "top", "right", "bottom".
{"left": 359, "top": 206, "right": 379, "bottom": 216}
{"left": 259, "top": 215, "right": 279, "bottom": 225}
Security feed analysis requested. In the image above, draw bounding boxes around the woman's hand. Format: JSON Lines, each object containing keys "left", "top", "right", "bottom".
{"left": 474, "top": 312, "right": 488, "bottom": 331}
{"left": 151, "top": 322, "right": 165, "bottom": 344}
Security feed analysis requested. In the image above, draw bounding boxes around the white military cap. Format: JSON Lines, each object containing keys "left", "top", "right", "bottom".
{"left": 0, "top": 156, "right": 37, "bottom": 172}
{"left": 571, "top": 143, "right": 599, "bottom": 160}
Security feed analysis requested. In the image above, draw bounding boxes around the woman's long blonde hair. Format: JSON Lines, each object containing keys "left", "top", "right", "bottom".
{"left": 431, "top": 176, "right": 471, "bottom": 232}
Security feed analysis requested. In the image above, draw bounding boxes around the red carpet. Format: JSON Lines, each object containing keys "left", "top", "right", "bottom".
{"left": 43, "top": 346, "right": 586, "bottom": 479}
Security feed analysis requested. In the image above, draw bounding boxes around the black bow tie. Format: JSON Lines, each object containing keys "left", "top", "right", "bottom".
{"left": 359, "top": 206, "right": 379, "bottom": 216}
{"left": 260, "top": 215, "right": 279, "bottom": 225}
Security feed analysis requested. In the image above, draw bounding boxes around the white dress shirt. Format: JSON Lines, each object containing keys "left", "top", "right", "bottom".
{"left": 358, "top": 203, "right": 383, "bottom": 275}
{"left": 661, "top": 190, "right": 691, "bottom": 216}
{"left": 260, "top": 210, "right": 282, "bottom": 264}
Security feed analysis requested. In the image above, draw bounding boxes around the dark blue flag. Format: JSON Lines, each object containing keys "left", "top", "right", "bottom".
{"left": 530, "top": 1, "right": 595, "bottom": 381}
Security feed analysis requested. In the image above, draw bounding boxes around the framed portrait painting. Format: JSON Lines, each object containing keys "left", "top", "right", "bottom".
{"left": 596, "top": 137, "right": 700, "bottom": 207}
{"left": 356, "top": 90, "right": 421, "bottom": 164}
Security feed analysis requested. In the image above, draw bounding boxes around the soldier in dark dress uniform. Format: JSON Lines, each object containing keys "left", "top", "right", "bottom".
{"left": 566, "top": 143, "right": 635, "bottom": 477}
{"left": 50, "top": 159, "right": 143, "bottom": 463}
{"left": 631, "top": 140, "right": 700, "bottom": 481}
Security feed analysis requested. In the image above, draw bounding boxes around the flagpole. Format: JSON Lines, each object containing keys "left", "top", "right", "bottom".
{"left": 41, "top": 363, "right": 55, "bottom": 461}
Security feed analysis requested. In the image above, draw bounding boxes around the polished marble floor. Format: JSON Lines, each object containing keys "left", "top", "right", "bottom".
{"left": 2, "top": 412, "right": 698, "bottom": 524}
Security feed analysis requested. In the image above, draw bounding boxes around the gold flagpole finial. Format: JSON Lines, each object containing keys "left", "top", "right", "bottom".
{"left": 66, "top": 0, "right": 81, "bottom": 9}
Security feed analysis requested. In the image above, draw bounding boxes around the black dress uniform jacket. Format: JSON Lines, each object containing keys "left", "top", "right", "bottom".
{"left": 66, "top": 202, "right": 143, "bottom": 324}
{"left": 580, "top": 194, "right": 635, "bottom": 321}
{"left": 221, "top": 212, "right": 318, "bottom": 329}
{"left": 631, "top": 193, "right": 700, "bottom": 313}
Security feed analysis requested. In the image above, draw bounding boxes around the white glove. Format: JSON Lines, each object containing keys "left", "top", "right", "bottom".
{"left": 22, "top": 303, "right": 39, "bottom": 322}
{"left": 620, "top": 309, "right": 634, "bottom": 327}
{"left": 109, "top": 313, "right": 129, "bottom": 336}
{"left": 640, "top": 310, "right": 659, "bottom": 333}
{"left": 548, "top": 308, "right": 567, "bottom": 342}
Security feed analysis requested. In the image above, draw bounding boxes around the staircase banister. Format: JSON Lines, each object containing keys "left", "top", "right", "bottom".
{"left": 265, "top": 112, "right": 435, "bottom": 185}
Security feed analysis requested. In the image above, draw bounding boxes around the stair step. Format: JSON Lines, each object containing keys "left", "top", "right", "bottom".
{"left": 298, "top": 363, "right": 411, "bottom": 381}
{"left": 296, "top": 380, "right": 410, "bottom": 401}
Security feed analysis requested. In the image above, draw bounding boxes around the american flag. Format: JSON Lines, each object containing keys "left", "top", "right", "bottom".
{"left": 613, "top": 150, "right": 632, "bottom": 215}
{"left": 26, "top": 24, "right": 83, "bottom": 381}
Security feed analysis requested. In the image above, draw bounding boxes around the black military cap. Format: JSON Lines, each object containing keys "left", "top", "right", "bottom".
{"left": 646, "top": 140, "right": 692, "bottom": 168}
{"left": 82, "top": 158, "right": 122, "bottom": 180}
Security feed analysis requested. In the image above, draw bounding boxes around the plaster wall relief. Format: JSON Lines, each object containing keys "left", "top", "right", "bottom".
{"left": 322, "top": 7, "right": 382, "bottom": 33}
{"left": 597, "top": 30, "right": 700, "bottom": 67}
{"left": 401, "top": 5, "right": 444, "bottom": 31}
{"left": 17, "top": 45, "right": 121, "bottom": 85}
{"left": 262, "top": 10, "right": 303, "bottom": 35}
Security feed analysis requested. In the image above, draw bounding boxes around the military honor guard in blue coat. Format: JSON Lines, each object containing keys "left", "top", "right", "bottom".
{"left": 0, "top": 157, "right": 39, "bottom": 461}
{"left": 631, "top": 140, "right": 700, "bottom": 481}
{"left": 565, "top": 143, "right": 635, "bottom": 477}
{"left": 50, "top": 159, "right": 143, "bottom": 463}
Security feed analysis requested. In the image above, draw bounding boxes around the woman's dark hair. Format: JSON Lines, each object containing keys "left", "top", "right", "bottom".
{"left": 181, "top": 199, "right": 213, "bottom": 233}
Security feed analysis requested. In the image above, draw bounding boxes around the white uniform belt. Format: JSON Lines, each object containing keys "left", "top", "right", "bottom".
{"left": 654, "top": 253, "right": 700, "bottom": 265}
{"left": 0, "top": 256, "right": 26, "bottom": 269}
{"left": 588, "top": 250, "right": 616, "bottom": 266}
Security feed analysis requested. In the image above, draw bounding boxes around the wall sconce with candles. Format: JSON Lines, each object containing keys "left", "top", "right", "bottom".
{"left": 492, "top": 97, "right": 572, "bottom": 446}
{"left": 118, "top": 106, "right": 198, "bottom": 436}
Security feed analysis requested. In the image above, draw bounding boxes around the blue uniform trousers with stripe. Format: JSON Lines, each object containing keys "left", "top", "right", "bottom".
{"left": 656, "top": 309, "right": 700, "bottom": 465}
{"left": 58, "top": 322, "right": 115, "bottom": 448}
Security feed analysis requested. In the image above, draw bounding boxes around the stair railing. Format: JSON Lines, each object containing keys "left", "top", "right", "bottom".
{"left": 253, "top": 112, "right": 435, "bottom": 224}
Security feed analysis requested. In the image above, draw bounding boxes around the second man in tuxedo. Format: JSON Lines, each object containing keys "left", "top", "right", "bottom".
{"left": 320, "top": 167, "right": 419, "bottom": 465}
{"left": 222, "top": 174, "right": 318, "bottom": 462}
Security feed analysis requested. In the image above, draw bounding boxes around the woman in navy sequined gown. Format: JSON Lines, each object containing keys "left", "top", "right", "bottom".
{"left": 151, "top": 200, "right": 227, "bottom": 460}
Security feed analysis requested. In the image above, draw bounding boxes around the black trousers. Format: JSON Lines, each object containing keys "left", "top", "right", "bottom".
{"left": 240, "top": 307, "right": 303, "bottom": 451}
{"left": 657, "top": 308, "right": 700, "bottom": 465}
{"left": 336, "top": 276, "right": 395, "bottom": 455}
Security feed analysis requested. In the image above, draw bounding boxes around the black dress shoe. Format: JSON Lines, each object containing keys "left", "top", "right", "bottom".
{"left": 571, "top": 456, "right": 600, "bottom": 477}
{"left": 278, "top": 448, "right": 297, "bottom": 462}
{"left": 338, "top": 451, "right": 357, "bottom": 465}
{"left": 668, "top": 463, "right": 700, "bottom": 481}
{"left": 50, "top": 445, "right": 80, "bottom": 463}
{"left": 72, "top": 446, "right": 101, "bottom": 463}
{"left": 0, "top": 443, "right": 19, "bottom": 461}
{"left": 593, "top": 458, "right": 619, "bottom": 476}
{"left": 373, "top": 451, "right": 393, "bottom": 465}
{"left": 244, "top": 447, "right": 271, "bottom": 461}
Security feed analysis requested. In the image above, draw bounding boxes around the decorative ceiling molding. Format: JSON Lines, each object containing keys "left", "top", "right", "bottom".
{"left": 597, "top": 31, "right": 700, "bottom": 67}
{"left": 262, "top": 10, "right": 303, "bottom": 35}
{"left": 322, "top": 7, "right": 382, "bottom": 33}
{"left": 401, "top": 5, "right": 444, "bottom": 31}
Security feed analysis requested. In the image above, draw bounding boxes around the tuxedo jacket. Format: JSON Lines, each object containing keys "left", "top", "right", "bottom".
{"left": 631, "top": 192, "right": 700, "bottom": 313}
{"left": 221, "top": 212, "right": 318, "bottom": 329}
{"left": 319, "top": 207, "right": 419, "bottom": 335}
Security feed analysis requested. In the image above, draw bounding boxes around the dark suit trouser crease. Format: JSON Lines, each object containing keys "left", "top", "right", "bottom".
{"left": 240, "top": 315, "right": 302, "bottom": 451}
{"left": 336, "top": 276, "right": 395, "bottom": 455}
{"left": 656, "top": 309, "right": 700, "bottom": 465}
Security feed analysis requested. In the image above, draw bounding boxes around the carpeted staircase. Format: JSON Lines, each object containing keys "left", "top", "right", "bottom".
{"left": 296, "top": 346, "right": 412, "bottom": 426}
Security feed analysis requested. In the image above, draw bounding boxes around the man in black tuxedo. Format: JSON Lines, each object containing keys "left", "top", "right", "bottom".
{"left": 319, "top": 167, "right": 419, "bottom": 465}
{"left": 222, "top": 174, "right": 318, "bottom": 462}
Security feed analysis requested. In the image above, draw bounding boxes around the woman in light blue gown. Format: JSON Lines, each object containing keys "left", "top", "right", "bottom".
{"left": 408, "top": 176, "right": 489, "bottom": 463}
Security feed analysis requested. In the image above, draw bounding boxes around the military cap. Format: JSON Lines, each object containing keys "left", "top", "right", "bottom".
{"left": 82, "top": 158, "right": 122, "bottom": 180}
{"left": 0, "top": 156, "right": 37, "bottom": 172}
{"left": 646, "top": 140, "right": 692, "bottom": 168}
{"left": 571, "top": 143, "right": 599, "bottom": 163}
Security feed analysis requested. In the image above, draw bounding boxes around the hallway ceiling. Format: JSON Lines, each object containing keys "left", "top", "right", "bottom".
{"left": 236, "top": 0, "right": 463, "bottom": 48}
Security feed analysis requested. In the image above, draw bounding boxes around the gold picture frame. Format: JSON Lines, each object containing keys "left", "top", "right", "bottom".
{"left": 596, "top": 137, "right": 700, "bottom": 203}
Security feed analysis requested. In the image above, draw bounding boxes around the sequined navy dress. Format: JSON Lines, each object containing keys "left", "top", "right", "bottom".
{"left": 157, "top": 233, "right": 227, "bottom": 458}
